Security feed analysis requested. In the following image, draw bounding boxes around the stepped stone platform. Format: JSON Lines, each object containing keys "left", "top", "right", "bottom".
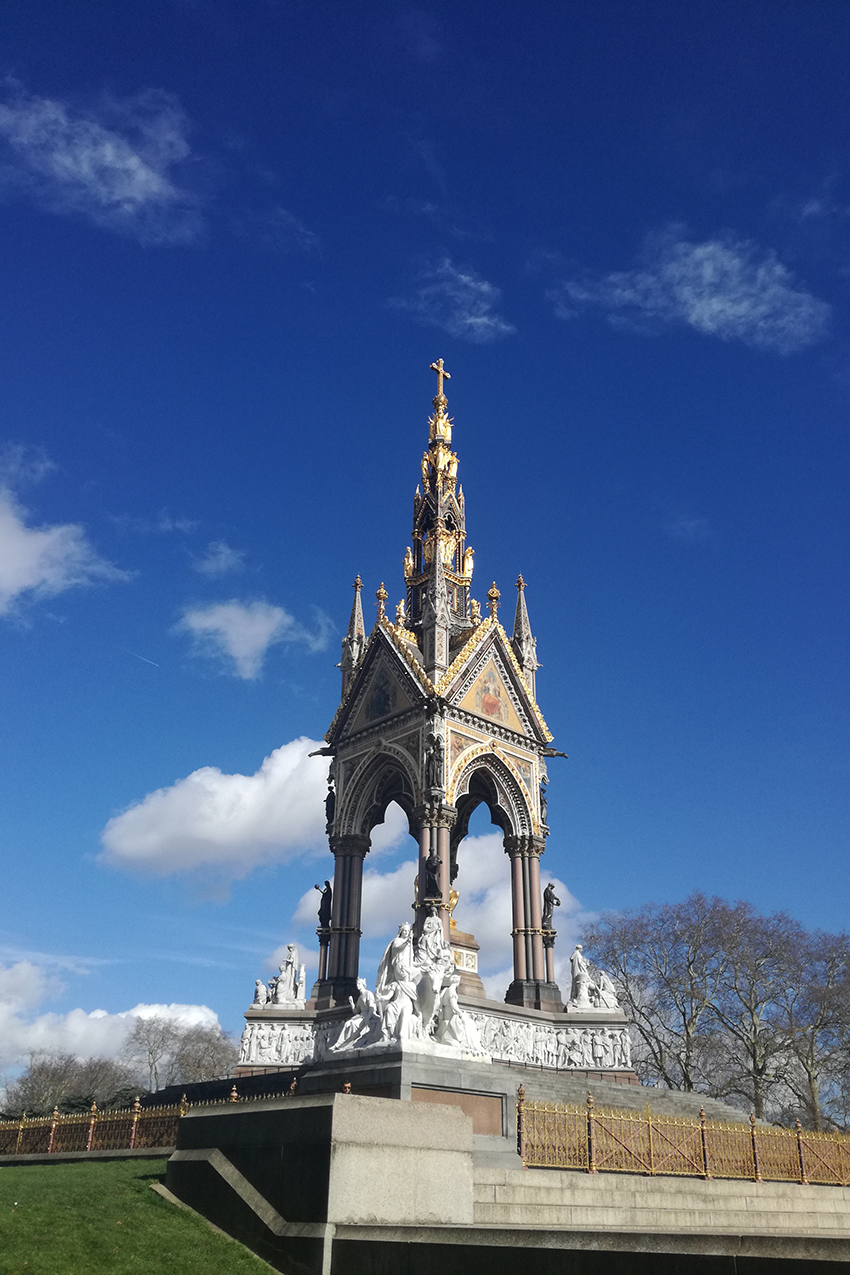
{"left": 164, "top": 1091, "right": 850, "bottom": 1273}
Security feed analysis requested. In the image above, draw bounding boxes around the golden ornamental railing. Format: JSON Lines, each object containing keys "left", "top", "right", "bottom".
{"left": 516, "top": 1086, "right": 850, "bottom": 1186}
{"left": 0, "top": 1085, "right": 279, "bottom": 1158}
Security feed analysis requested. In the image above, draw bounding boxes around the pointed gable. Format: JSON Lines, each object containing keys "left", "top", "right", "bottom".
{"left": 437, "top": 616, "right": 553, "bottom": 743}
{"left": 325, "top": 621, "right": 430, "bottom": 744}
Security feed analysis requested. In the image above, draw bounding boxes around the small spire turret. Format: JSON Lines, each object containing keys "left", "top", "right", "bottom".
{"left": 512, "top": 574, "right": 539, "bottom": 697}
{"left": 339, "top": 576, "right": 365, "bottom": 695}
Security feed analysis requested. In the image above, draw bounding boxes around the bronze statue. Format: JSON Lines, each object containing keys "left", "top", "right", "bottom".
{"left": 542, "top": 881, "right": 560, "bottom": 930}
{"left": 315, "top": 880, "right": 332, "bottom": 928}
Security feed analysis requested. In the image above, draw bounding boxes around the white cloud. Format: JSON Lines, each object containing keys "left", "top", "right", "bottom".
{"left": 391, "top": 257, "right": 515, "bottom": 343}
{"left": 100, "top": 736, "right": 330, "bottom": 881}
{"left": 0, "top": 959, "right": 218, "bottom": 1072}
{"left": 554, "top": 228, "right": 830, "bottom": 354}
{"left": 0, "top": 486, "right": 128, "bottom": 618}
{"left": 191, "top": 539, "right": 245, "bottom": 577}
{"left": 0, "top": 81, "right": 202, "bottom": 244}
{"left": 176, "top": 600, "right": 331, "bottom": 679}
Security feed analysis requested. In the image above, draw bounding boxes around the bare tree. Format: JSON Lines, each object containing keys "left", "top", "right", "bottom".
{"left": 583, "top": 893, "right": 729, "bottom": 1091}
{"left": 173, "top": 1024, "right": 239, "bottom": 1084}
{"left": 122, "top": 1016, "right": 181, "bottom": 1091}
{"left": 122, "top": 1017, "right": 239, "bottom": 1090}
{"left": 774, "top": 929, "right": 850, "bottom": 1131}
{"left": 3, "top": 1052, "right": 135, "bottom": 1117}
{"left": 710, "top": 904, "right": 801, "bottom": 1120}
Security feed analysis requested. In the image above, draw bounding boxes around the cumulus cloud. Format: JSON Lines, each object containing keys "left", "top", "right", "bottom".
{"left": 191, "top": 539, "right": 245, "bottom": 577}
{"left": 100, "top": 736, "right": 330, "bottom": 881}
{"left": 0, "top": 958, "right": 218, "bottom": 1072}
{"left": 391, "top": 257, "right": 515, "bottom": 343}
{"left": 553, "top": 228, "right": 830, "bottom": 354}
{"left": 175, "top": 600, "right": 332, "bottom": 679}
{"left": 0, "top": 485, "right": 127, "bottom": 618}
{"left": 0, "top": 80, "right": 202, "bottom": 244}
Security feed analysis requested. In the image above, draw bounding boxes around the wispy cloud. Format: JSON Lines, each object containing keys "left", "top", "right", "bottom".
{"left": 110, "top": 509, "right": 199, "bottom": 535}
{"left": 0, "top": 484, "right": 128, "bottom": 619}
{"left": 175, "top": 599, "right": 331, "bottom": 679}
{"left": 234, "top": 205, "right": 320, "bottom": 254}
{"left": 0, "top": 80, "right": 203, "bottom": 244}
{"left": 391, "top": 257, "right": 515, "bottom": 343}
{"left": 553, "top": 228, "right": 830, "bottom": 354}
{"left": 191, "top": 539, "right": 245, "bottom": 577}
{"left": 100, "top": 736, "right": 329, "bottom": 882}
{"left": 664, "top": 516, "right": 711, "bottom": 544}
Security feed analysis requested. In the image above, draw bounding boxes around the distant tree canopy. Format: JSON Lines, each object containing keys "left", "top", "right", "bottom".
{"left": 2, "top": 1020, "right": 239, "bottom": 1118}
{"left": 582, "top": 892, "right": 850, "bottom": 1130}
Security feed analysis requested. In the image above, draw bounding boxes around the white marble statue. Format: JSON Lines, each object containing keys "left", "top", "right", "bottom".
{"left": 375, "top": 922, "right": 423, "bottom": 1042}
{"left": 415, "top": 912, "right": 455, "bottom": 1030}
{"left": 329, "top": 978, "right": 383, "bottom": 1052}
{"left": 594, "top": 969, "right": 620, "bottom": 1010}
{"left": 568, "top": 944, "right": 595, "bottom": 1007}
{"left": 253, "top": 979, "right": 269, "bottom": 1007}
{"left": 434, "top": 974, "right": 484, "bottom": 1053}
{"left": 271, "top": 944, "right": 300, "bottom": 1004}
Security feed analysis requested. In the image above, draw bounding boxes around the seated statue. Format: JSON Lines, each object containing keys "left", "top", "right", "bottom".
{"left": 328, "top": 978, "right": 382, "bottom": 1052}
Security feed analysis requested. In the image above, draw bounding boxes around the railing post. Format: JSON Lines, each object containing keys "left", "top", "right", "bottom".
{"left": 15, "top": 1112, "right": 26, "bottom": 1155}
{"left": 230, "top": 1084, "right": 238, "bottom": 1103}
{"left": 646, "top": 1105, "right": 655, "bottom": 1176}
{"left": 750, "top": 1113, "right": 761, "bottom": 1182}
{"left": 129, "top": 1097, "right": 141, "bottom": 1150}
{"left": 796, "top": 1119, "right": 808, "bottom": 1185}
{"left": 587, "top": 1092, "right": 597, "bottom": 1173}
{"left": 700, "top": 1107, "right": 712, "bottom": 1180}
{"left": 47, "top": 1107, "right": 59, "bottom": 1155}
{"left": 179, "top": 1093, "right": 189, "bottom": 1118}
{"left": 516, "top": 1084, "right": 525, "bottom": 1162}
{"left": 86, "top": 1103, "right": 98, "bottom": 1153}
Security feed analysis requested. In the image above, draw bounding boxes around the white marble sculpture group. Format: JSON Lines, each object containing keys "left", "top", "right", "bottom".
{"left": 327, "top": 915, "right": 485, "bottom": 1057}
{"left": 252, "top": 943, "right": 307, "bottom": 1008}
{"left": 238, "top": 924, "right": 631, "bottom": 1072}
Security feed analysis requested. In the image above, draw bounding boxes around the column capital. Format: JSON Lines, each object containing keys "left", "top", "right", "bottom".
{"left": 503, "top": 833, "right": 536, "bottom": 856}
{"left": 414, "top": 802, "right": 457, "bottom": 828}
{"left": 329, "top": 833, "right": 370, "bottom": 858}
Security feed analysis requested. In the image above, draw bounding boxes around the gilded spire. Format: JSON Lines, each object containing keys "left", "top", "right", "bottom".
{"left": 339, "top": 575, "right": 366, "bottom": 695}
{"left": 487, "top": 582, "right": 501, "bottom": 617}
{"left": 405, "top": 360, "right": 472, "bottom": 641}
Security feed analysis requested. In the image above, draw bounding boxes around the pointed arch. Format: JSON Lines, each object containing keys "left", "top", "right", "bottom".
{"left": 337, "top": 742, "right": 419, "bottom": 839}
{"left": 449, "top": 747, "right": 535, "bottom": 850}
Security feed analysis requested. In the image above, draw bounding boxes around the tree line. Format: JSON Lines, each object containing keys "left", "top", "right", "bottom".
{"left": 1, "top": 1018, "right": 239, "bottom": 1118}
{"left": 582, "top": 892, "right": 850, "bottom": 1130}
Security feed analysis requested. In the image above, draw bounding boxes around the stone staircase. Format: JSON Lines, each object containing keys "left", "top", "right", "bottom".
{"left": 473, "top": 1163, "right": 850, "bottom": 1237}
{"left": 503, "top": 1065, "right": 752, "bottom": 1124}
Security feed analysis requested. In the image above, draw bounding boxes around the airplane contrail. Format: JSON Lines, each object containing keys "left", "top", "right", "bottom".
{"left": 128, "top": 651, "right": 160, "bottom": 667}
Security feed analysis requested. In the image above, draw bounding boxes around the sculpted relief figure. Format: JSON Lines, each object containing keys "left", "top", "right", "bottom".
{"left": 425, "top": 732, "right": 445, "bottom": 791}
{"left": 594, "top": 969, "right": 620, "bottom": 1010}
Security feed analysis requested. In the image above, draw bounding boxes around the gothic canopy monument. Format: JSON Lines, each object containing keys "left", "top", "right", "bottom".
{"left": 238, "top": 362, "right": 632, "bottom": 1084}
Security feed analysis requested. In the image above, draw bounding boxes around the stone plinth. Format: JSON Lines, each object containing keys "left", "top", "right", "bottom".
{"left": 450, "top": 925, "right": 486, "bottom": 997}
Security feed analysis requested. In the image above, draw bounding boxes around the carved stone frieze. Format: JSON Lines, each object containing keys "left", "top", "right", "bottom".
{"left": 238, "top": 1009, "right": 632, "bottom": 1072}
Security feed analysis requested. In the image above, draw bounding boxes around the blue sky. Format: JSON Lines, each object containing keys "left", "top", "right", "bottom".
{"left": 0, "top": 0, "right": 848, "bottom": 1071}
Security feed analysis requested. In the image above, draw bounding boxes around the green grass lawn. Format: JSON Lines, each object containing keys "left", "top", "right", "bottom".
{"left": 0, "top": 1158, "right": 270, "bottom": 1274}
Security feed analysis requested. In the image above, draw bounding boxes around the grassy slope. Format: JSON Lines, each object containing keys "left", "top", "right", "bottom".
{"left": 0, "top": 1158, "right": 270, "bottom": 1275}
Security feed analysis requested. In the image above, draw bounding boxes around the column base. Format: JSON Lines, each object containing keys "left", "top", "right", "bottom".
{"left": 504, "top": 979, "right": 564, "bottom": 1013}
{"left": 312, "top": 978, "right": 360, "bottom": 1010}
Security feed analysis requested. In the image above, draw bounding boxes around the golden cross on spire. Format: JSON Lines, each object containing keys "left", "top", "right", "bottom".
{"left": 429, "top": 358, "right": 451, "bottom": 398}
